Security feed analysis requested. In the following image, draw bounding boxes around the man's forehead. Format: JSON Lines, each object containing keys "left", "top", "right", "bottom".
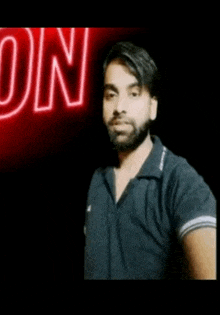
{"left": 105, "top": 61, "right": 138, "bottom": 79}
{"left": 102, "top": 61, "right": 151, "bottom": 94}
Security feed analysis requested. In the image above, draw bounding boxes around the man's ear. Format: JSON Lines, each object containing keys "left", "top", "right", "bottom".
{"left": 150, "top": 97, "right": 158, "bottom": 121}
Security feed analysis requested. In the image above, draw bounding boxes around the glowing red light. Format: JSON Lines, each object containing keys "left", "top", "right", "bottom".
{"left": 0, "top": 36, "right": 17, "bottom": 104}
{"left": 0, "top": 28, "right": 34, "bottom": 119}
{"left": 0, "top": 27, "right": 89, "bottom": 119}
{"left": 34, "top": 28, "right": 89, "bottom": 112}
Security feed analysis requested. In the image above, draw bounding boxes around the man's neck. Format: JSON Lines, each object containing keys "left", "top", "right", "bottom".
{"left": 116, "top": 134, "right": 153, "bottom": 177}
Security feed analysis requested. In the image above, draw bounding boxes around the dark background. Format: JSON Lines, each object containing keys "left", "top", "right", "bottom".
{"left": 1, "top": 26, "right": 217, "bottom": 286}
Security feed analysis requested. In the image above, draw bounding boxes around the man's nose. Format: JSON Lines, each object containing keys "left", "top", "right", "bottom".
{"left": 115, "top": 95, "right": 127, "bottom": 113}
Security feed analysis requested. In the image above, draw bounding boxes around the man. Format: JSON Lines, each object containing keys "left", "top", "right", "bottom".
{"left": 84, "top": 42, "right": 216, "bottom": 279}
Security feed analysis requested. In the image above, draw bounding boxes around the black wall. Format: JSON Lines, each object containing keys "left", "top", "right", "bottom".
{"left": 2, "top": 26, "right": 217, "bottom": 286}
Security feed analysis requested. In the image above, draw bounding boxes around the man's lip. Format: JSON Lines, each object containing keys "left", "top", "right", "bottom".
{"left": 109, "top": 120, "right": 130, "bottom": 126}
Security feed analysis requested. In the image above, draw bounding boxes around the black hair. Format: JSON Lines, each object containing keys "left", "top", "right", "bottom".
{"left": 103, "top": 41, "right": 160, "bottom": 99}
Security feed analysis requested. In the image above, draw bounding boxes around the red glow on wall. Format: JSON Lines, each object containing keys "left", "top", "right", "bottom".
{"left": 0, "top": 27, "right": 147, "bottom": 171}
{"left": 0, "top": 27, "right": 89, "bottom": 119}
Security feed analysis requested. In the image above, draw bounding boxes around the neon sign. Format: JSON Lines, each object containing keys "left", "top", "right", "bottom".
{"left": 0, "top": 27, "right": 89, "bottom": 119}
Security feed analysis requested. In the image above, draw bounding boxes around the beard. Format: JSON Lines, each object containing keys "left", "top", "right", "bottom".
{"left": 105, "top": 115, "right": 153, "bottom": 152}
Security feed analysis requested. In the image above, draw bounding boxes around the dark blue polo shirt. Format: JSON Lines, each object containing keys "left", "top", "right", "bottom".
{"left": 84, "top": 136, "right": 216, "bottom": 279}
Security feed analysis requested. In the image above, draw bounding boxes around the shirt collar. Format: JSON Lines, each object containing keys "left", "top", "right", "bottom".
{"left": 136, "top": 135, "right": 167, "bottom": 179}
{"left": 103, "top": 135, "right": 166, "bottom": 183}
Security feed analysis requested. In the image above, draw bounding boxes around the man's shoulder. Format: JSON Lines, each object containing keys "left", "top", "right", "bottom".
{"left": 164, "top": 145, "right": 199, "bottom": 178}
{"left": 152, "top": 136, "right": 196, "bottom": 178}
{"left": 89, "top": 166, "right": 107, "bottom": 187}
{"left": 92, "top": 166, "right": 107, "bottom": 177}
{"left": 163, "top": 144, "right": 214, "bottom": 198}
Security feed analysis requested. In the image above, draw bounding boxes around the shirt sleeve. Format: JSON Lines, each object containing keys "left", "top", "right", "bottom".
{"left": 170, "top": 159, "right": 216, "bottom": 241}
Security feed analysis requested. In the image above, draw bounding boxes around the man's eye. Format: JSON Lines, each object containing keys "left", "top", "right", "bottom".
{"left": 130, "top": 92, "right": 139, "bottom": 98}
{"left": 104, "top": 92, "right": 116, "bottom": 100}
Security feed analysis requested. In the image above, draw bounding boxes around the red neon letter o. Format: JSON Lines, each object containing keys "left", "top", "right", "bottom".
{"left": 0, "top": 28, "right": 34, "bottom": 119}
{"left": 0, "top": 36, "right": 17, "bottom": 104}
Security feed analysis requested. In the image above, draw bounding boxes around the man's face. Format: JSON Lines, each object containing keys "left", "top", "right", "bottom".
{"left": 103, "top": 60, "right": 158, "bottom": 152}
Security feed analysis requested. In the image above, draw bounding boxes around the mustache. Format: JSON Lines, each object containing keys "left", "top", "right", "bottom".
{"left": 108, "top": 115, "right": 133, "bottom": 126}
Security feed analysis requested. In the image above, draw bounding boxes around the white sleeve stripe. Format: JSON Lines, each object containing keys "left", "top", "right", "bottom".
{"left": 178, "top": 216, "right": 216, "bottom": 239}
{"left": 179, "top": 222, "right": 216, "bottom": 239}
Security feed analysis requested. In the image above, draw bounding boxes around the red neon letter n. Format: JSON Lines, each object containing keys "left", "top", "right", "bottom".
{"left": 34, "top": 28, "right": 89, "bottom": 112}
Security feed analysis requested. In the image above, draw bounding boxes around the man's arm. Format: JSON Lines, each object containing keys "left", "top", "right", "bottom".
{"left": 182, "top": 227, "right": 216, "bottom": 279}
